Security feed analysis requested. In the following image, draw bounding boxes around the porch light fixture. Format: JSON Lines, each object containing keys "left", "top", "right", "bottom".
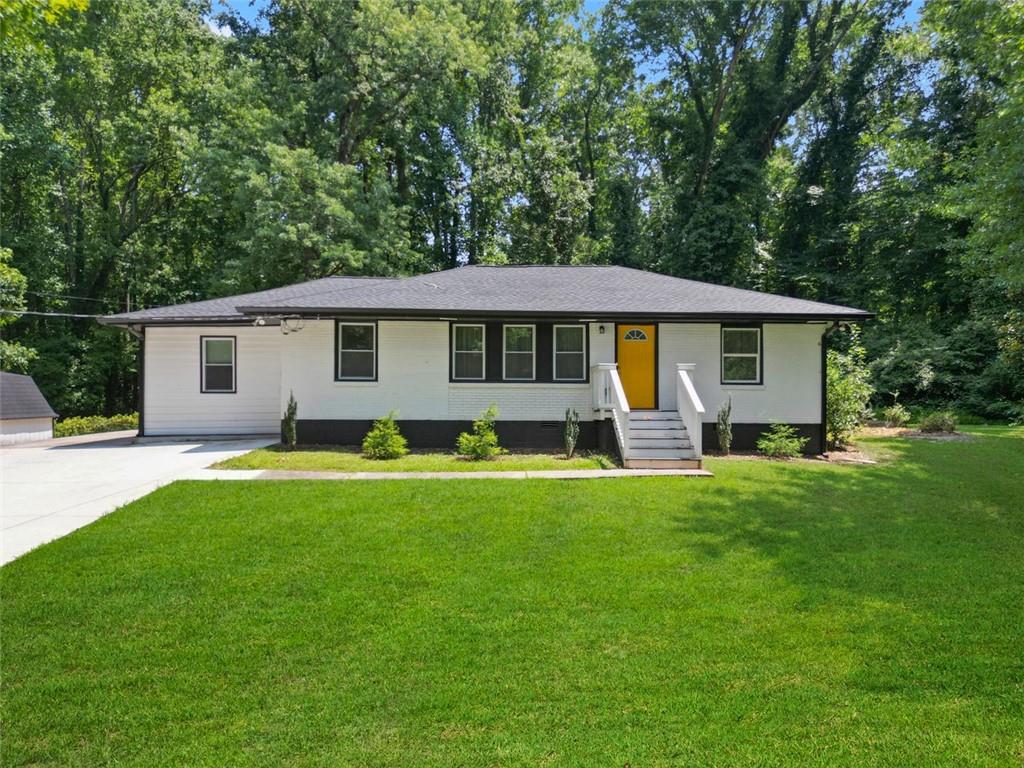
{"left": 599, "top": 325, "right": 606, "bottom": 334}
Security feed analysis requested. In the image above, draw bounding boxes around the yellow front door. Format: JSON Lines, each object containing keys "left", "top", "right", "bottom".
{"left": 617, "top": 324, "right": 656, "bottom": 409}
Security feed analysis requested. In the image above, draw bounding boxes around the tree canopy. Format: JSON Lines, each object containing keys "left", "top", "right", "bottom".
{"left": 2, "top": 0, "right": 1021, "bottom": 420}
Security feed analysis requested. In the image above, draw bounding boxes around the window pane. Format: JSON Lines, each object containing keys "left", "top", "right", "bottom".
{"left": 454, "top": 351, "right": 484, "bottom": 379}
{"left": 555, "top": 352, "right": 584, "bottom": 380}
{"left": 505, "top": 353, "right": 533, "bottom": 379}
{"left": 723, "top": 328, "right": 758, "bottom": 354}
{"left": 340, "top": 350, "right": 374, "bottom": 378}
{"left": 504, "top": 326, "right": 533, "bottom": 352}
{"left": 554, "top": 326, "right": 584, "bottom": 352}
{"left": 204, "top": 339, "right": 233, "bottom": 364}
{"left": 341, "top": 324, "right": 374, "bottom": 351}
{"left": 455, "top": 325, "right": 483, "bottom": 352}
{"left": 204, "top": 365, "right": 233, "bottom": 391}
{"left": 723, "top": 356, "right": 758, "bottom": 381}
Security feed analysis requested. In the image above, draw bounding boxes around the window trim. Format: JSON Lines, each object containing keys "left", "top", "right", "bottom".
{"left": 502, "top": 324, "right": 536, "bottom": 381}
{"left": 451, "top": 323, "right": 487, "bottom": 381}
{"left": 335, "top": 321, "right": 378, "bottom": 382}
{"left": 552, "top": 324, "right": 587, "bottom": 382}
{"left": 200, "top": 335, "right": 237, "bottom": 394}
{"left": 720, "top": 325, "right": 763, "bottom": 385}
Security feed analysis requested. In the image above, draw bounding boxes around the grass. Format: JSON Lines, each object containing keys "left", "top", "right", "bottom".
{"left": 2, "top": 426, "right": 1023, "bottom": 766}
{"left": 213, "top": 444, "right": 616, "bottom": 472}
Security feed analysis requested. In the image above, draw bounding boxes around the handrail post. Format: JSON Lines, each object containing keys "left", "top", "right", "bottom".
{"left": 675, "top": 363, "right": 705, "bottom": 459}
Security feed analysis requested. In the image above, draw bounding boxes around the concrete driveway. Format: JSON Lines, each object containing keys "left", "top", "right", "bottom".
{"left": 0, "top": 432, "right": 275, "bottom": 565}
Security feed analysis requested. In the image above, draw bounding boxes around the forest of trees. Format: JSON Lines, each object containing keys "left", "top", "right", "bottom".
{"left": 2, "top": 0, "right": 1022, "bottom": 421}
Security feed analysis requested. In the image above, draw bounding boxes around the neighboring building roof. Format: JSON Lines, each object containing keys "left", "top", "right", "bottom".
{"left": 0, "top": 372, "right": 57, "bottom": 419}
{"left": 99, "top": 276, "right": 397, "bottom": 325}
{"left": 101, "top": 266, "right": 872, "bottom": 325}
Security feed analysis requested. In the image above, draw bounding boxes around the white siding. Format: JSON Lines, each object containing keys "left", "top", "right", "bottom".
{"left": 0, "top": 417, "right": 53, "bottom": 445}
{"left": 658, "top": 322, "right": 825, "bottom": 423}
{"left": 144, "top": 326, "right": 281, "bottom": 435}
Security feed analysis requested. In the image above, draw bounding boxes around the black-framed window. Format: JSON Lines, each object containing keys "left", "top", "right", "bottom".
{"left": 337, "top": 322, "right": 376, "bottom": 380}
{"left": 452, "top": 324, "right": 485, "bottom": 380}
{"left": 553, "top": 324, "right": 586, "bottom": 381}
{"left": 201, "top": 336, "right": 236, "bottom": 393}
{"left": 503, "top": 324, "right": 535, "bottom": 380}
{"left": 721, "top": 326, "right": 762, "bottom": 384}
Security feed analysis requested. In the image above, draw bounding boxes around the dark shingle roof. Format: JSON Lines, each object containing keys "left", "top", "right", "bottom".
{"left": 99, "top": 276, "right": 396, "bottom": 325}
{"left": 237, "top": 265, "right": 871, "bottom": 320}
{"left": 100, "top": 266, "right": 871, "bottom": 324}
{"left": 0, "top": 372, "right": 57, "bottom": 419}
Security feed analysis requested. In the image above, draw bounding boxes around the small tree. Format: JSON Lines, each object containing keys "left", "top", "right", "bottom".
{"left": 564, "top": 408, "right": 581, "bottom": 459}
{"left": 757, "top": 423, "right": 809, "bottom": 459}
{"left": 716, "top": 397, "right": 732, "bottom": 455}
{"left": 282, "top": 391, "right": 298, "bottom": 449}
{"left": 362, "top": 411, "right": 409, "bottom": 459}
{"left": 826, "top": 328, "right": 874, "bottom": 449}
{"left": 456, "top": 404, "right": 505, "bottom": 460}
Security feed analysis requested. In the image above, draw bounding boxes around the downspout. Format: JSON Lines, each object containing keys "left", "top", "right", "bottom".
{"left": 820, "top": 321, "right": 841, "bottom": 453}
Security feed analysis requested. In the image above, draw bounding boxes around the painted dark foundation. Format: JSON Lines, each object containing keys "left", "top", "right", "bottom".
{"left": 701, "top": 422, "right": 823, "bottom": 455}
{"left": 293, "top": 419, "right": 817, "bottom": 455}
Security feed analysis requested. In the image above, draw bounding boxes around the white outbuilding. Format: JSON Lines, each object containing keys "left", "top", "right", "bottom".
{"left": 0, "top": 372, "right": 57, "bottom": 446}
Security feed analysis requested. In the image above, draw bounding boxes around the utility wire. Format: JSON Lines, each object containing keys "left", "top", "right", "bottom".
{"left": 0, "top": 308, "right": 106, "bottom": 319}
{"left": 24, "top": 290, "right": 115, "bottom": 305}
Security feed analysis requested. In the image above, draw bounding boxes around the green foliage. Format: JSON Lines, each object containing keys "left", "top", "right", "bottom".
{"left": 716, "top": 398, "right": 733, "bottom": 455}
{"left": 282, "top": 391, "right": 298, "bottom": 450}
{"left": 919, "top": 410, "right": 958, "bottom": 434}
{"left": 827, "top": 330, "right": 874, "bottom": 450}
{"left": 456, "top": 404, "right": 505, "bottom": 461}
{"left": 756, "top": 423, "right": 809, "bottom": 459}
{"left": 361, "top": 411, "right": 409, "bottom": 460}
{"left": 882, "top": 403, "right": 911, "bottom": 428}
{"left": 53, "top": 413, "right": 137, "bottom": 438}
{"left": 563, "top": 408, "right": 580, "bottom": 459}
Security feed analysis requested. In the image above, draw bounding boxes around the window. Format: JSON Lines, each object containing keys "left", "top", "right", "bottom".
{"left": 553, "top": 325, "right": 586, "bottom": 381}
{"left": 721, "top": 326, "right": 761, "bottom": 384}
{"left": 503, "top": 325, "right": 535, "bottom": 380}
{"left": 623, "top": 328, "right": 648, "bottom": 341}
{"left": 201, "top": 336, "right": 235, "bottom": 393}
{"left": 337, "top": 322, "right": 376, "bottom": 380}
{"left": 452, "top": 324, "right": 485, "bottom": 380}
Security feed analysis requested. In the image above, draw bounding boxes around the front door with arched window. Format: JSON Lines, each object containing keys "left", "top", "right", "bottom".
{"left": 616, "top": 324, "right": 656, "bottom": 409}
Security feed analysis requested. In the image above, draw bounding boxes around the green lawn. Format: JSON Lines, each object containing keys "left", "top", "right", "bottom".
{"left": 213, "top": 444, "right": 616, "bottom": 472}
{"left": 2, "top": 427, "right": 1023, "bottom": 766}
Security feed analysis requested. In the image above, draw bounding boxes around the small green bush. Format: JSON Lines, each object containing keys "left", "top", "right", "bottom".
{"left": 826, "top": 327, "right": 874, "bottom": 449}
{"left": 919, "top": 410, "right": 958, "bottom": 433}
{"left": 756, "top": 423, "right": 809, "bottom": 459}
{"left": 717, "top": 398, "right": 733, "bottom": 454}
{"left": 882, "top": 402, "right": 911, "bottom": 428}
{"left": 564, "top": 408, "right": 580, "bottom": 459}
{"left": 282, "top": 391, "right": 298, "bottom": 449}
{"left": 362, "top": 411, "right": 409, "bottom": 459}
{"left": 54, "top": 413, "right": 138, "bottom": 438}
{"left": 456, "top": 404, "right": 505, "bottom": 460}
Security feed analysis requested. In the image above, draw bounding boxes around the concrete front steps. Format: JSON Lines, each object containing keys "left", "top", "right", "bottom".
{"left": 624, "top": 411, "right": 702, "bottom": 470}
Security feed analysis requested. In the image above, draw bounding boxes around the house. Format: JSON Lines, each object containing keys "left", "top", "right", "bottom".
{"left": 0, "top": 372, "right": 58, "bottom": 445}
{"left": 100, "top": 266, "right": 871, "bottom": 468}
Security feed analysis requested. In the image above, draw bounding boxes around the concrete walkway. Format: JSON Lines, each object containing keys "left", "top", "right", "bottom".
{"left": 1, "top": 432, "right": 276, "bottom": 564}
{"left": 184, "top": 467, "right": 714, "bottom": 481}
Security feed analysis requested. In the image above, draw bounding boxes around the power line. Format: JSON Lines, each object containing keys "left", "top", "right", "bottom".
{"left": 24, "top": 290, "right": 115, "bottom": 305}
{"left": 1, "top": 308, "right": 105, "bottom": 319}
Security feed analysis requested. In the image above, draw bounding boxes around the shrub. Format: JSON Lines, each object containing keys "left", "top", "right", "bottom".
{"left": 826, "top": 328, "right": 874, "bottom": 449}
{"left": 716, "top": 397, "right": 732, "bottom": 454}
{"left": 282, "top": 391, "right": 298, "bottom": 449}
{"left": 756, "top": 423, "right": 809, "bottom": 459}
{"left": 882, "top": 402, "right": 911, "bottom": 428}
{"left": 361, "top": 411, "right": 409, "bottom": 459}
{"left": 919, "top": 410, "right": 958, "bottom": 433}
{"left": 564, "top": 408, "right": 580, "bottom": 459}
{"left": 456, "top": 404, "right": 505, "bottom": 460}
{"left": 54, "top": 413, "right": 138, "bottom": 438}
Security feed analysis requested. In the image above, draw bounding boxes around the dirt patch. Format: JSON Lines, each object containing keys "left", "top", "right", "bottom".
{"left": 859, "top": 426, "right": 975, "bottom": 442}
{"left": 822, "top": 448, "right": 878, "bottom": 464}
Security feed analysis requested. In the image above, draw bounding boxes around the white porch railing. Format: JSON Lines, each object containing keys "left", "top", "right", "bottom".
{"left": 592, "top": 363, "right": 630, "bottom": 460}
{"left": 675, "top": 363, "right": 705, "bottom": 458}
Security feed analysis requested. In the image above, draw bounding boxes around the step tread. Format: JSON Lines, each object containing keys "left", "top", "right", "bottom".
{"left": 629, "top": 428, "right": 689, "bottom": 438}
{"left": 629, "top": 448, "right": 698, "bottom": 459}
